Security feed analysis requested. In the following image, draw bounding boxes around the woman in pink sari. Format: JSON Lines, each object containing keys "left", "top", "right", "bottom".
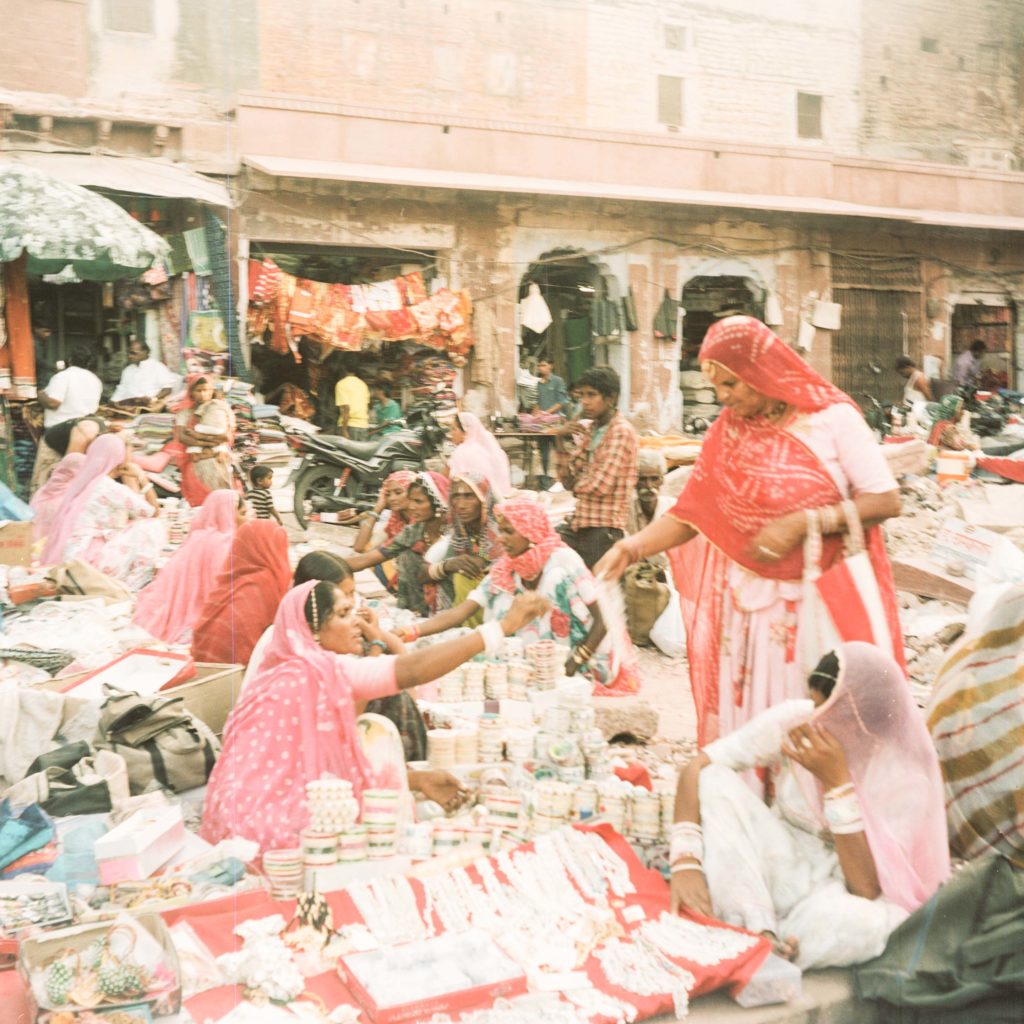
{"left": 132, "top": 490, "right": 245, "bottom": 644}
{"left": 597, "top": 317, "right": 904, "bottom": 746}
{"left": 448, "top": 411, "right": 513, "bottom": 497}
{"left": 29, "top": 452, "right": 84, "bottom": 541}
{"left": 668, "top": 643, "right": 949, "bottom": 968}
{"left": 201, "top": 579, "right": 548, "bottom": 853}
{"left": 41, "top": 434, "right": 164, "bottom": 590}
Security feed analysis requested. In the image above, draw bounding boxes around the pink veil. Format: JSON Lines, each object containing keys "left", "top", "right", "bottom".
{"left": 30, "top": 452, "right": 85, "bottom": 541}
{"left": 42, "top": 434, "right": 127, "bottom": 564}
{"left": 133, "top": 489, "right": 240, "bottom": 643}
{"left": 236, "top": 581, "right": 397, "bottom": 806}
{"left": 449, "top": 411, "right": 513, "bottom": 497}
{"left": 802, "top": 641, "right": 950, "bottom": 912}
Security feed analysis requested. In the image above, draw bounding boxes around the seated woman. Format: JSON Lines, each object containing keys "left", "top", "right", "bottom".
{"left": 447, "top": 411, "right": 513, "bottom": 498}
{"left": 41, "top": 434, "right": 165, "bottom": 591}
{"left": 431, "top": 471, "right": 503, "bottom": 621}
{"left": 344, "top": 472, "right": 450, "bottom": 617}
{"left": 30, "top": 452, "right": 85, "bottom": 541}
{"left": 201, "top": 579, "right": 548, "bottom": 853}
{"left": 172, "top": 374, "right": 236, "bottom": 507}
{"left": 669, "top": 642, "right": 949, "bottom": 969}
{"left": 133, "top": 490, "right": 246, "bottom": 644}
{"left": 403, "top": 497, "right": 639, "bottom": 695}
{"left": 191, "top": 520, "right": 291, "bottom": 666}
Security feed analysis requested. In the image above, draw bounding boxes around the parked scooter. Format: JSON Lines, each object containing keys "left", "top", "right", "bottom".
{"left": 288, "top": 404, "right": 447, "bottom": 528}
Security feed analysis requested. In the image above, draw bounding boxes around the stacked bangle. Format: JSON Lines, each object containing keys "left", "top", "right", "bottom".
{"left": 669, "top": 821, "right": 704, "bottom": 872}
{"left": 476, "top": 621, "right": 506, "bottom": 656}
{"left": 571, "top": 643, "right": 594, "bottom": 666}
{"left": 366, "top": 639, "right": 389, "bottom": 654}
{"left": 428, "top": 561, "right": 448, "bottom": 581}
{"left": 818, "top": 504, "right": 845, "bottom": 534}
{"left": 823, "top": 782, "right": 864, "bottom": 835}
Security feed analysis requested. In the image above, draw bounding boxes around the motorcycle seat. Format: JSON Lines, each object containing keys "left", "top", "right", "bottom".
{"left": 316, "top": 435, "right": 386, "bottom": 459}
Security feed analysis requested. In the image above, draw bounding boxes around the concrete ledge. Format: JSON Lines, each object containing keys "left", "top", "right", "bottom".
{"left": 657, "top": 970, "right": 878, "bottom": 1024}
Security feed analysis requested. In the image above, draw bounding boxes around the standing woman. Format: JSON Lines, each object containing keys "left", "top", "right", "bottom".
{"left": 133, "top": 489, "right": 245, "bottom": 644}
{"left": 596, "top": 317, "right": 904, "bottom": 746}
{"left": 191, "top": 519, "right": 292, "bottom": 666}
{"left": 447, "top": 411, "right": 513, "bottom": 498}
{"left": 344, "top": 472, "right": 450, "bottom": 617}
{"left": 171, "top": 374, "right": 236, "bottom": 507}
{"left": 41, "top": 434, "right": 165, "bottom": 591}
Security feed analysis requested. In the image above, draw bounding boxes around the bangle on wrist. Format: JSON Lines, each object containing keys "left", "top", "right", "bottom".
{"left": 476, "top": 620, "right": 505, "bottom": 656}
{"left": 670, "top": 862, "right": 705, "bottom": 874}
{"left": 366, "top": 638, "right": 389, "bottom": 653}
{"left": 407, "top": 624, "right": 421, "bottom": 642}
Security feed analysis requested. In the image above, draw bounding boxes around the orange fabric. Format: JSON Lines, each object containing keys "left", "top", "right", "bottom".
{"left": 2, "top": 254, "right": 36, "bottom": 388}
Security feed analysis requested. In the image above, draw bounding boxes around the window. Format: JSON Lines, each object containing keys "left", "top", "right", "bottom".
{"left": 920, "top": 37, "right": 939, "bottom": 53}
{"left": 657, "top": 75, "right": 684, "bottom": 127}
{"left": 103, "top": 0, "right": 154, "bottom": 33}
{"left": 796, "top": 92, "right": 823, "bottom": 139}
{"left": 664, "top": 24, "right": 689, "bottom": 51}
{"left": 486, "top": 53, "right": 517, "bottom": 97}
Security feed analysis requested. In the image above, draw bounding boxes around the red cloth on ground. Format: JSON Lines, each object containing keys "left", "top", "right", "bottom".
{"left": 190, "top": 520, "right": 291, "bottom": 666}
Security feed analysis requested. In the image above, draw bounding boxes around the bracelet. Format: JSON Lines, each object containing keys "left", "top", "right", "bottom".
{"left": 366, "top": 639, "right": 389, "bottom": 654}
{"left": 823, "top": 789, "right": 864, "bottom": 835}
{"left": 670, "top": 862, "right": 705, "bottom": 874}
{"left": 824, "top": 782, "right": 855, "bottom": 801}
{"left": 669, "top": 832, "right": 704, "bottom": 865}
{"left": 572, "top": 644, "right": 593, "bottom": 665}
{"left": 428, "top": 562, "right": 446, "bottom": 581}
{"left": 141, "top": 483, "right": 154, "bottom": 495}
{"left": 407, "top": 624, "right": 421, "bottom": 642}
{"left": 476, "top": 620, "right": 506, "bottom": 657}
{"left": 363, "top": 511, "right": 380, "bottom": 523}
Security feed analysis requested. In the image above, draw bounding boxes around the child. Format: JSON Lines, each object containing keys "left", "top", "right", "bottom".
{"left": 248, "top": 465, "right": 282, "bottom": 525}
{"left": 369, "top": 381, "right": 403, "bottom": 435}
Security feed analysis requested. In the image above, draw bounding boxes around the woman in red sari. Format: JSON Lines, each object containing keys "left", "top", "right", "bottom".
{"left": 191, "top": 519, "right": 292, "bottom": 666}
{"left": 170, "top": 374, "right": 236, "bottom": 507}
{"left": 597, "top": 317, "right": 904, "bottom": 746}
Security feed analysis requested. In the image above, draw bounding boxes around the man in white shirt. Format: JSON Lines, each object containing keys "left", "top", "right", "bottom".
{"left": 38, "top": 346, "right": 102, "bottom": 429}
{"left": 110, "top": 340, "right": 180, "bottom": 406}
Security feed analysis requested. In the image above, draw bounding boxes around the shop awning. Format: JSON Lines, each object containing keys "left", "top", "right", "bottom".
{"left": 243, "top": 154, "right": 1024, "bottom": 233}
{"left": 0, "top": 163, "right": 169, "bottom": 280}
{"left": 2, "top": 152, "right": 232, "bottom": 208}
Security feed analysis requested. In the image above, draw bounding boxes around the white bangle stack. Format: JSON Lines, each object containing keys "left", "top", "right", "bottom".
{"left": 823, "top": 782, "right": 864, "bottom": 835}
{"left": 475, "top": 620, "right": 506, "bottom": 657}
{"left": 669, "top": 821, "right": 704, "bottom": 873}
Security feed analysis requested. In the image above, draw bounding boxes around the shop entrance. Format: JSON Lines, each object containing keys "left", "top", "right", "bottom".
{"left": 518, "top": 251, "right": 613, "bottom": 386}
{"left": 951, "top": 303, "right": 1015, "bottom": 389}
{"left": 679, "top": 276, "right": 765, "bottom": 368}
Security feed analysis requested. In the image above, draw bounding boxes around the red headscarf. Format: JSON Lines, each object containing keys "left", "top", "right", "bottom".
{"left": 173, "top": 372, "right": 209, "bottom": 412}
{"left": 133, "top": 490, "right": 241, "bottom": 644}
{"left": 490, "top": 498, "right": 563, "bottom": 592}
{"left": 382, "top": 470, "right": 415, "bottom": 541}
{"left": 191, "top": 520, "right": 292, "bottom": 666}
{"left": 671, "top": 317, "right": 853, "bottom": 582}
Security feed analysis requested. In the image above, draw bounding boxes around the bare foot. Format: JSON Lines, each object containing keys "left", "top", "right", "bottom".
{"left": 760, "top": 931, "right": 800, "bottom": 961}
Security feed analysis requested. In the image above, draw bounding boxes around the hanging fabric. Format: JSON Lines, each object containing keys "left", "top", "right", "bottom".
{"left": 653, "top": 290, "right": 679, "bottom": 340}
{"left": 621, "top": 288, "right": 639, "bottom": 332}
{"left": 1, "top": 254, "right": 36, "bottom": 391}
{"left": 519, "top": 282, "right": 553, "bottom": 334}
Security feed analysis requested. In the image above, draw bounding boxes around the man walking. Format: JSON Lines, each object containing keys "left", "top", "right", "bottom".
{"left": 557, "top": 366, "right": 638, "bottom": 569}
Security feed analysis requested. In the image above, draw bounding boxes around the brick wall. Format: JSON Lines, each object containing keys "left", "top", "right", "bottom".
{"left": 860, "top": 0, "right": 1024, "bottom": 166}
{"left": 0, "top": 0, "right": 89, "bottom": 97}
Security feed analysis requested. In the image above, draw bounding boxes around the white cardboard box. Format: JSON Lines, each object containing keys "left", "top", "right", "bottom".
{"left": 94, "top": 804, "right": 185, "bottom": 883}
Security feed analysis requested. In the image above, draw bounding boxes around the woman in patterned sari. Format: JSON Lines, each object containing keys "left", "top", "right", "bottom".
{"left": 597, "top": 316, "right": 904, "bottom": 744}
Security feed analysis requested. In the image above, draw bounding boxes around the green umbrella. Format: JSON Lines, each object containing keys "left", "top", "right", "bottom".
{"left": 0, "top": 162, "right": 169, "bottom": 281}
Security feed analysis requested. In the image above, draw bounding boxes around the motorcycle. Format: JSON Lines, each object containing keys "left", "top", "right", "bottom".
{"left": 288, "top": 404, "right": 447, "bottom": 528}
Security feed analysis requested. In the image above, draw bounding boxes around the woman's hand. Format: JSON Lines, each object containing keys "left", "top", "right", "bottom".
{"left": 564, "top": 653, "right": 579, "bottom": 677}
{"left": 410, "top": 769, "right": 470, "bottom": 814}
{"left": 670, "top": 866, "right": 713, "bottom": 917}
{"left": 503, "top": 592, "right": 551, "bottom": 635}
{"left": 446, "top": 554, "right": 488, "bottom": 577}
{"left": 356, "top": 606, "right": 387, "bottom": 641}
{"left": 395, "top": 624, "right": 419, "bottom": 642}
{"left": 594, "top": 541, "right": 632, "bottom": 582}
{"left": 781, "top": 722, "right": 850, "bottom": 789}
{"left": 749, "top": 512, "right": 806, "bottom": 564}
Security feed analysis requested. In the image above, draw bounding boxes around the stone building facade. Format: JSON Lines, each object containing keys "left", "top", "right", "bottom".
{"left": 2, "top": 0, "right": 1023, "bottom": 423}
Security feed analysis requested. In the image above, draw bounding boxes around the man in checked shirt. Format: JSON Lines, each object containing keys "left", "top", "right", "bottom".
{"left": 556, "top": 366, "right": 639, "bottom": 569}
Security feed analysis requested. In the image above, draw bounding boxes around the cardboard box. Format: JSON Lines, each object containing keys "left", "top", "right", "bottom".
{"left": 0, "top": 522, "right": 33, "bottom": 567}
{"left": 337, "top": 932, "right": 527, "bottom": 1024}
{"left": 94, "top": 805, "right": 186, "bottom": 883}
{"left": 18, "top": 913, "right": 181, "bottom": 1019}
